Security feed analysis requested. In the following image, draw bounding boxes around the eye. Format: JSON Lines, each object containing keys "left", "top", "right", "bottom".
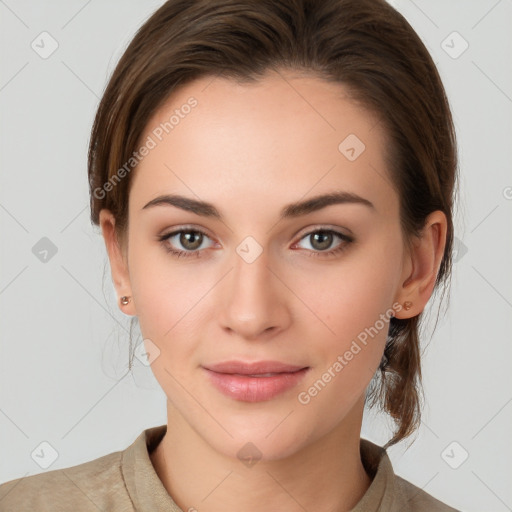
{"left": 158, "top": 227, "right": 216, "bottom": 258}
{"left": 294, "top": 229, "right": 354, "bottom": 258}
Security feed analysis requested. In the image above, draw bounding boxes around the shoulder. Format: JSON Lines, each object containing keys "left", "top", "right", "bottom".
{"left": 0, "top": 448, "right": 132, "bottom": 511}
{"left": 358, "top": 438, "right": 461, "bottom": 512}
{"left": 393, "top": 474, "right": 461, "bottom": 511}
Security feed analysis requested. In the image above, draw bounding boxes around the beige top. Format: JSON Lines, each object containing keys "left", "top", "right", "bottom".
{"left": 0, "top": 424, "right": 459, "bottom": 511}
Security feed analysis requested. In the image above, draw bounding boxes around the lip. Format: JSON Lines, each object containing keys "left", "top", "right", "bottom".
{"left": 204, "top": 360, "right": 307, "bottom": 374}
{"left": 202, "top": 360, "right": 310, "bottom": 402}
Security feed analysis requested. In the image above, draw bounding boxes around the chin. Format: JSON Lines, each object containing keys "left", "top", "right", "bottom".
{"left": 204, "top": 411, "right": 318, "bottom": 463}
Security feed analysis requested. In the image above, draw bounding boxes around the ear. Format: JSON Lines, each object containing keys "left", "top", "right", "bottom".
{"left": 393, "top": 210, "right": 448, "bottom": 319}
{"left": 99, "top": 209, "right": 136, "bottom": 316}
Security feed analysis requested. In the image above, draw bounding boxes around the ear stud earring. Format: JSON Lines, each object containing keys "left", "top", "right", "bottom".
{"left": 120, "top": 296, "right": 131, "bottom": 306}
{"left": 403, "top": 301, "right": 413, "bottom": 311}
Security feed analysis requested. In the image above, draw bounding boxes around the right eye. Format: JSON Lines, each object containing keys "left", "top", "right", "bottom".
{"left": 158, "top": 228, "right": 216, "bottom": 258}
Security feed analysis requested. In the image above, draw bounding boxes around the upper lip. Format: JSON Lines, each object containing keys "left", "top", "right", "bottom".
{"left": 203, "top": 360, "right": 308, "bottom": 375}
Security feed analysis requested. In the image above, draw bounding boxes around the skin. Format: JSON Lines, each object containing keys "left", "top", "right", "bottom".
{"left": 99, "top": 69, "right": 447, "bottom": 512}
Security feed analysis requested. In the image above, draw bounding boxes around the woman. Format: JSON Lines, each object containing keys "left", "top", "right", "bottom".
{"left": 0, "top": 0, "right": 460, "bottom": 510}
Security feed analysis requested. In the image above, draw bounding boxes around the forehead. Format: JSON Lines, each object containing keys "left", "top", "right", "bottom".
{"left": 130, "top": 69, "right": 398, "bottom": 221}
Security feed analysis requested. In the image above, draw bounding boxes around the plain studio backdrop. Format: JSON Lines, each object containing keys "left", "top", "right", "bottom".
{"left": 0, "top": 1, "right": 511, "bottom": 511}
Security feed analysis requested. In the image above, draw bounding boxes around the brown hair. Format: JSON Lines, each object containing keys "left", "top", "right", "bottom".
{"left": 88, "top": 0, "right": 458, "bottom": 447}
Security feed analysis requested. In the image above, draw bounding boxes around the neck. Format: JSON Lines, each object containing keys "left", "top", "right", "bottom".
{"left": 150, "top": 398, "right": 372, "bottom": 512}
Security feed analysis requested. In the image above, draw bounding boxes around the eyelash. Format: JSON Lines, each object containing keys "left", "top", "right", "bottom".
{"left": 158, "top": 226, "right": 354, "bottom": 260}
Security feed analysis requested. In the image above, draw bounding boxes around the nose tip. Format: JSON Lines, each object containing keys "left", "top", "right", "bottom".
{"left": 218, "top": 256, "right": 289, "bottom": 341}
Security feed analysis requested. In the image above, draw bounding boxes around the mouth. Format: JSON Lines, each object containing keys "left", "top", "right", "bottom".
{"left": 202, "top": 360, "right": 310, "bottom": 402}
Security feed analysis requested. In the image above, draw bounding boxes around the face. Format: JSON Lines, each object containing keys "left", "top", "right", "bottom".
{"left": 111, "top": 69, "right": 411, "bottom": 460}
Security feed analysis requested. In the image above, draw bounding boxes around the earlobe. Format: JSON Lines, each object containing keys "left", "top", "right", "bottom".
{"left": 99, "top": 209, "right": 136, "bottom": 316}
{"left": 394, "top": 211, "right": 447, "bottom": 319}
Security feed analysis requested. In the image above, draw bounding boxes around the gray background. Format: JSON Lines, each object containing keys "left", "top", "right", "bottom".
{"left": 1, "top": 1, "right": 511, "bottom": 510}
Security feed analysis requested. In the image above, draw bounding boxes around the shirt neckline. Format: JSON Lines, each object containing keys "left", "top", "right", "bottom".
{"left": 121, "top": 424, "right": 394, "bottom": 512}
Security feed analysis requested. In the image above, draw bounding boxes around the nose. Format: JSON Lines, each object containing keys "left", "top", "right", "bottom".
{"left": 217, "top": 248, "right": 291, "bottom": 341}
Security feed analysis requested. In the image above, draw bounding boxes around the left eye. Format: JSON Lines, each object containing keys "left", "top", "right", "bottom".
{"left": 295, "top": 229, "right": 351, "bottom": 252}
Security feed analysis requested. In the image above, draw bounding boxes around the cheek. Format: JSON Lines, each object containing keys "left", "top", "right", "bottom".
{"left": 126, "top": 231, "right": 201, "bottom": 337}
{"left": 126, "top": 233, "right": 217, "bottom": 386}
{"left": 294, "top": 233, "right": 402, "bottom": 342}
{"left": 128, "top": 256, "right": 173, "bottom": 340}
{"left": 294, "top": 274, "right": 392, "bottom": 421}
{"left": 291, "top": 233, "right": 402, "bottom": 399}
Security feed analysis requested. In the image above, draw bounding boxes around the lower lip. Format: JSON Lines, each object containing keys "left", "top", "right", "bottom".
{"left": 204, "top": 367, "right": 310, "bottom": 402}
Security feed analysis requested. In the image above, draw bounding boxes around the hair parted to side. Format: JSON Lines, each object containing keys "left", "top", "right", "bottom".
{"left": 88, "top": 0, "right": 458, "bottom": 448}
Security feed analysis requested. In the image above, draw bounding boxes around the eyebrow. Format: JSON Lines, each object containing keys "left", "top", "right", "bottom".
{"left": 141, "top": 191, "right": 375, "bottom": 220}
